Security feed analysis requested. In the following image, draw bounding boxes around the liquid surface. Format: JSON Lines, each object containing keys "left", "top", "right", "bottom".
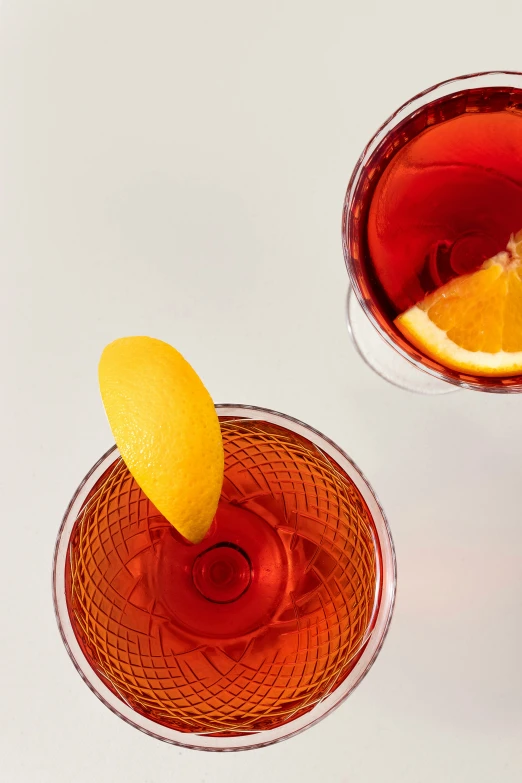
{"left": 358, "top": 87, "right": 522, "bottom": 317}
{"left": 66, "top": 418, "right": 381, "bottom": 736}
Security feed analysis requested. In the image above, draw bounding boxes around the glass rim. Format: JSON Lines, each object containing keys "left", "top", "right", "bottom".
{"left": 53, "top": 403, "right": 397, "bottom": 752}
{"left": 342, "top": 70, "right": 522, "bottom": 393}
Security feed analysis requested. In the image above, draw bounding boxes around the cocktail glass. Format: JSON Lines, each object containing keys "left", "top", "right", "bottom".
{"left": 53, "top": 404, "right": 396, "bottom": 751}
{"left": 343, "top": 71, "right": 522, "bottom": 394}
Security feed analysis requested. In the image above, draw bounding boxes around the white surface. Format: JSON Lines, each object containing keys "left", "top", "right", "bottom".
{"left": 2, "top": 1, "right": 522, "bottom": 781}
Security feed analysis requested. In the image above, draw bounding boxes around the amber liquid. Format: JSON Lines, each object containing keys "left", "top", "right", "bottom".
{"left": 349, "top": 85, "right": 522, "bottom": 383}
{"left": 65, "top": 418, "right": 381, "bottom": 736}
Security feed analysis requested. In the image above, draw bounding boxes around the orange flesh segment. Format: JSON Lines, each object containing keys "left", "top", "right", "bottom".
{"left": 395, "top": 233, "right": 522, "bottom": 376}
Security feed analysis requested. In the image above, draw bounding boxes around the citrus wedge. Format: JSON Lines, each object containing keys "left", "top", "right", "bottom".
{"left": 395, "top": 234, "right": 522, "bottom": 376}
{"left": 99, "top": 337, "right": 224, "bottom": 543}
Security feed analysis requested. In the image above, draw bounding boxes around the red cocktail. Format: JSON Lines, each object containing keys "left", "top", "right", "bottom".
{"left": 54, "top": 406, "right": 396, "bottom": 750}
{"left": 344, "top": 72, "right": 522, "bottom": 392}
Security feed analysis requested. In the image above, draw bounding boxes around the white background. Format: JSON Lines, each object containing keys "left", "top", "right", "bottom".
{"left": 2, "top": 1, "right": 522, "bottom": 781}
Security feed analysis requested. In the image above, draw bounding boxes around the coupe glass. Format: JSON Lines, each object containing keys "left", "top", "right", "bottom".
{"left": 343, "top": 71, "right": 522, "bottom": 394}
{"left": 53, "top": 405, "right": 396, "bottom": 751}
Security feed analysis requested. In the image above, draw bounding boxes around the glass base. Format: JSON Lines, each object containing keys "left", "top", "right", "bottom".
{"left": 192, "top": 542, "right": 252, "bottom": 604}
{"left": 346, "top": 289, "right": 457, "bottom": 395}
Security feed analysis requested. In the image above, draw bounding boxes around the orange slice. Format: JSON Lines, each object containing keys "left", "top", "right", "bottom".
{"left": 395, "top": 234, "right": 522, "bottom": 376}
